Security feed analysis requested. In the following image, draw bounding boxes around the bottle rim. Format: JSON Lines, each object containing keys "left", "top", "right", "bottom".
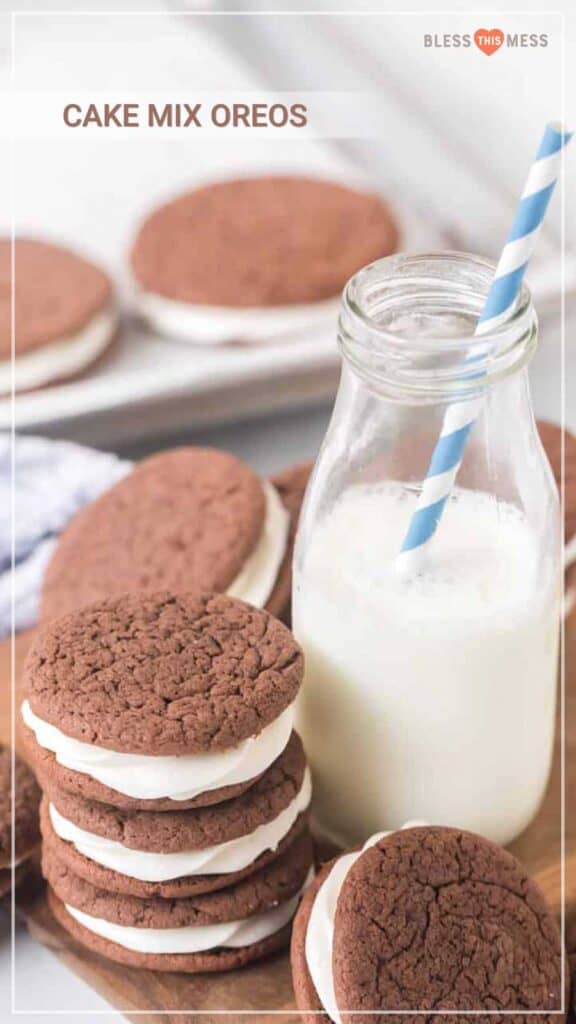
{"left": 338, "top": 252, "right": 537, "bottom": 399}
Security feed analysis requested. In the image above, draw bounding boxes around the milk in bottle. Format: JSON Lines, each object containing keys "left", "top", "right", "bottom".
{"left": 293, "top": 254, "right": 560, "bottom": 847}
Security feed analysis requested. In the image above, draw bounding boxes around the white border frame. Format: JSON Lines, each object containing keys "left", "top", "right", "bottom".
{"left": 9, "top": 6, "right": 568, "bottom": 1016}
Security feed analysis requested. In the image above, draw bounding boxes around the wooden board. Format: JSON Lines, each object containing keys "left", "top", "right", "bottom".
{"left": 2, "top": 623, "right": 576, "bottom": 1023}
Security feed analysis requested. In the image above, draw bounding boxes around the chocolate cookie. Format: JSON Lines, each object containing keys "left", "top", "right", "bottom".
{"left": 269, "top": 462, "right": 312, "bottom": 624}
{"left": 40, "top": 448, "right": 301, "bottom": 624}
{"left": 291, "top": 858, "right": 335, "bottom": 1024}
{"left": 43, "top": 731, "right": 306, "bottom": 852}
{"left": 292, "top": 827, "right": 564, "bottom": 1024}
{"left": 43, "top": 827, "right": 313, "bottom": 928}
{"left": 24, "top": 591, "right": 302, "bottom": 756}
{"left": 0, "top": 744, "right": 41, "bottom": 870}
{"left": 272, "top": 462, "right": 313, "bottom": 523}
{"left": 131, "top": 177, "right": 399, "bottom": 308}
{"left": 48, "top": 889, "right": 291, "bottom": 973}
{"left": 0, "top": 238, "right": 117, "bottom": 393}
{"left": 41, "top": 802, "right": 309, "bottom": 899}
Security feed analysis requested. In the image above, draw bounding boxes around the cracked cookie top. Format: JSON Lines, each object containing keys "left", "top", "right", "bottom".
{"left": 24, "top": 591, "right": 303, "bottom": 756}
{"left": 333, "top": 826, "right": 563, "bottom": 1022}
{"left": 0, "top": 238, "right": 112, "bottom": 358}
{"left": 41, "top": 447, "right": 267, "bottom": 623}
{"left": 130, "top": 176, "right": 399, "bottom": 307}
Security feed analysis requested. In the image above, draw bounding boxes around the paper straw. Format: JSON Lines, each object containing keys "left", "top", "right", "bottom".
{"left": 397, "top": 122, "right": 572, "bottom": 574}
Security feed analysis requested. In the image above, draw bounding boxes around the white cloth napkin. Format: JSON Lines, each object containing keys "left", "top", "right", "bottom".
{"left": 0, "top": 435, "right": 131, "bottom": 637}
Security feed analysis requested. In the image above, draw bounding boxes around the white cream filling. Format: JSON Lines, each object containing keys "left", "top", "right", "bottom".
{"left": 0, "top": 306, "right": 118, "bottom": 393}
{"left": 226, "top": 480, "right": 289, "bottom": 608}
{"left": 49, "top": 769, "right": 312, "bottom": 882}
{"left": 64, "top": 867, "right": 315, "bottom": 954}
{"left": 22, "top": 699, "right": 295, "bottom": 802}
{"left": 135, "top": 290, "right": 340, "bottom": 346}
{"left": 306, "top": 824, "right": 425, "bottom": 1024}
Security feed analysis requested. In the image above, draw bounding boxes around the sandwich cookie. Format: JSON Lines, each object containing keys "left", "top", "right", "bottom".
{"left": 291, "top": 825, "right": 564, "bottom": 1023}
{"left": 538, "top": 420, "right": 576, "bottom": 616}
{"left": 130, "top": 176, "right": 399, "bottom": 346}
{"left": 40, "top": 448, "right": 302, "bottom": 625}
{"left": 44, "top": 828, "right": 314, "bottom": 971}
{"left": 22, "top": 591, "right": 303, "bottom": 812}
{"left": 0, "top": 238, "right": 118, "bottom": 393}
{"left": 0, "top": 744, "right": 41, "bottom": 896}
{"left": 268, "top": 461, "right": 313, "bottom": 623}
{"left": 39, "top": 732, "right": 311, "bottom": 898}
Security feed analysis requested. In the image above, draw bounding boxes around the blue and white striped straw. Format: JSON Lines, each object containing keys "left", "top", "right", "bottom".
{"left": 397, "top": 122, "right": 572, "bottom": 574}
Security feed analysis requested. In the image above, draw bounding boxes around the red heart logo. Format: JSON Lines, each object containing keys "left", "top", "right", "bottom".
{"left": 474, "top": 28, "right": 504, "bottom": 56}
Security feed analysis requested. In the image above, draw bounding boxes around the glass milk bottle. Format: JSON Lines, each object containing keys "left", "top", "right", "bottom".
{"left": 293, "top": 253, "right": 560, "bottom": 848}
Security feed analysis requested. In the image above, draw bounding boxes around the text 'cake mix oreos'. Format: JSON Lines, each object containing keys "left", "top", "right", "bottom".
{"left": 41, "top": 449, "right": 310, "bottom": 625}
{"left": 291, "top": 825, "right": 564, "bottom": 1024}
{"left": 130, "top": 176, "right": 399, "bottom": 345}
{"left": 22, "top": 590, "right": 314, "bottom": 970}
{"left": 0, "top": 238, "right": 118, "bottom": 394}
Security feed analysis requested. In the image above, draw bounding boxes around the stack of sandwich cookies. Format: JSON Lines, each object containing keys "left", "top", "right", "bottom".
{"left": 0, "top": 745, "right": 41, "bottom": 896}
{"left": 130, "top": 176, "right": 399, "bottom": 346}
{"left": 22, "top": 591, "right": 314, "bottom": 970}
{"left": 0, "top": 238, "right": 118, "bottom": 394}
{"left": 44, "top": 830, "right": 313, "bottom": 972}
{"left": 291, "top": 825, "right": 564, "bottom": 1023}
{"left": 39, "top": 732, "right": 311, "bottom": 898}
{"left": 40, "top": 448, "right": 305, "bottom": 625}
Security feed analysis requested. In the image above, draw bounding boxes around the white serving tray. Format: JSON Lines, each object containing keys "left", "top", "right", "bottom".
{"left": 1, "top": 13, "right": 454, "bottom": 445}
{"left": 3, "top": 10, "right": 567, "bottom": 446}
{"left": 6, "top": 318, "right": 340, "bottom": 443}
{"left": 2, "top": 192, "right": 449, "bottom": 445}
